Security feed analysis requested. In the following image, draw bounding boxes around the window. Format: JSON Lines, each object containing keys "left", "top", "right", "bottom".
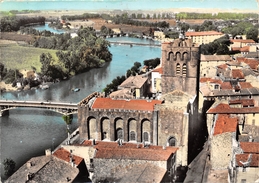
{"left": 130, "top": 131, "right": 136, "bottom": 141}
{"left": 214, "top": 85, "right": 219, "bottom": 90}
{"left": 116, "top": 128, "right": 123, "bottom": 140}
{"left": 168, "top": 137, "right": 176, "bottom": 146}
{"left": 143, "top": 132, "right": 149, "bottom": 142}
{"left": 182, "top": 64, "right": 187, "bottom": 77}
{"left": 176, "top": 63, "right": 181, "bottom": 75}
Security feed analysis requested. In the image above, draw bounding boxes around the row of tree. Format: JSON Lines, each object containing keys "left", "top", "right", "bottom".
{"left": 176, "top": 12, "right": 258, "bottom": 20}
{"left": 0, "top": 16, "right": 45, "bottom": 32}
{"left": 222, "top": 21, "right": 258, "bottom": 42}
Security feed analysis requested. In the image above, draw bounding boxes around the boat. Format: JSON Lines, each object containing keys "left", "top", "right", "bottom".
{"left": 73, "top": 88, "right": 80, "bottom": 92}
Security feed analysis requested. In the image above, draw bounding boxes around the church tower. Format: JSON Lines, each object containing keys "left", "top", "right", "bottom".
{"left": 161, "top": 38, "right": 200, "bottom": 96}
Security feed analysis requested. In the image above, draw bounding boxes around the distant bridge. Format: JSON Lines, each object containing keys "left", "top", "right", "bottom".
{"left": 109, "top": 41, "right": 161, "bottom": 47}
{"left": 0, "top": 100, "right": 78, "bottom": 117}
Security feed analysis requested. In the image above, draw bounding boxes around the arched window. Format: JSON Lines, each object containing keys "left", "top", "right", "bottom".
{"left": 143, "top": 132, "right": 149, "bottom": 142}
{"left": 176, "top": 63, "right": 181, "bottom": 75}
{"left": 182, "top": 64, "right": 187, "bottom": 77}
{"left": 168, "top": 137, "right": 176, "bottom": 146}
{"left": 116, "top": 128, "right": 123, "bottom": 140}
{"left": 130, "top": 131, "right": 136, "bottom": 141}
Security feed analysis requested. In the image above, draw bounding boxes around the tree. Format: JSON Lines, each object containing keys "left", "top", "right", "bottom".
{"left": 40, "top": 53, "right": 53, "bottom": 75}
{"left": 62, "top": 114, "right": 73, "bottom": 144}
{"left": 246, "top": 27, "right": 258, "bottom": 42}
{"left": 3, "top": 158, "right": 16, "bottom": 177}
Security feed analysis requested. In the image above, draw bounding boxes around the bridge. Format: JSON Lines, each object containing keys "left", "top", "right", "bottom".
{"left": 0, "top": 100, "right": 78, "bottom": 117}
{"left": 109, "top": 41, "right": 161, "bottom": 47}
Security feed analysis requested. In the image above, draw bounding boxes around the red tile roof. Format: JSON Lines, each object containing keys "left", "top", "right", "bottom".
{"left": 185, "top": 31, "right": 223, "bottom": 37}
{"left": 92, "top": 97, "right": 162, "bottom": 111}
{"left": 231, "top": 47, "right": 241, "bottom": 52}
{"left": 53, "top": 148, "right": 84, "bottom": 166}
{"left": 237, "top": 57, "right": 259, "bottom": 70}
{"left": 240, "top": 142, "right": 259, "bottom": 154}
{"left": 232, "top": 69, "right": 244, "bottom": 79}
{"left": 230, "top": 39, "right": 255, "bottom": 43}
{"left": 81, "top": 141, "right": 178, "bottom": 161}
{"left": 239, "top": 82, "right": 253, "bottom": 89}
{"left": 236, "top": 154, "right": 259, "bottom": 167}
{"left": 229, "top": 99, "right": 255, "bottom": 107}
{"left": 217, "top": 64, "right": 228, "bottom": 70}
{"left": 240, "top": 46, "right": 250, "bottom": 52}
{"left": 152, "top": 67, "right": 162, "bottom": 74}
{"left": 220, "top": 82, "right": 233, "bottom": 90}
{"left": 200, "top": 78, "right": 223, "bottom": 85}
{"left": 213, "top": 114, "right": 237, "bottom": 136}
{"left": 207, "top": 103, "right": 259, "bottom": 114}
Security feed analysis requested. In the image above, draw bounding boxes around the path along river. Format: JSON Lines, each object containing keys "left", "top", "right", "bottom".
{"left": 0, "top": 34, "right": 161, "bottom": 179}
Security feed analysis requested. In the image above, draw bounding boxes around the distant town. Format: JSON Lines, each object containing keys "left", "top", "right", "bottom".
{"left": 0, "top": 7, "right": 259, "bottom": 183}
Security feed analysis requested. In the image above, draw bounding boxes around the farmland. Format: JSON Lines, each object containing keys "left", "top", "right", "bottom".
{"left": 0, "top": 40, "right": 59, "bottom": 72}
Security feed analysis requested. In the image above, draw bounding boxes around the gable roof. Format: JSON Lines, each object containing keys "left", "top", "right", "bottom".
{"left": 83, "top": 141, "right": 178, "bottom": 161}
{"left": 52, "top": 147, "right": 84, "bottom": 166}
{"left": 200, "top": 78, "right": 223, "bottom": 85}
{"left": 152, "top": 66, "right": 163, "bottom": 74}
{"left": 119, "top": 75, "right": 147, "bottom": 89}
{"left": 230, "top": 39, "right": 255, "bottom": 43}
{"left": 6, "top": 155, "right": 79, "bottom": 183}
{"left": 185, "top": 31, "right": 223, "bottom": 37}
{"left": 91, "top": 97, "right": 162, "bottom": 111}
{"left": 229, "top": 99, "right": 255, "bottom": 107}
{"left": 232, "top": 69, "right": 244, "bottom": 79}
{"left": 200, "top": 54, "right": 232, "bottom": 61}
{"left": 240, "top": 142, "right": 259, "bottom": 154}
{"left": 236, "top": 154, "right": 259, "bottom": 167}
{"left": 207, "top": 103, "right": 259, "bottom": 114}
{"left": 213, "top": 114, "right": 237, "bottom": 136}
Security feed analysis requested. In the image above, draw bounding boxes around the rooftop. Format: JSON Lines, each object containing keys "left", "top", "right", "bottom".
{"left": 236, "top": 154, "right": 259, "bottom": 167}
{"left": 207, "top": 103, "right": 259, "bottom": 114}
{"left": 81, "top": 140, "right": 178, "bottom": 161}
{"left": 213, "top": 114, "right": 238, "bottom": 136}
{"left": 152, "top": 66, "right": 163, "bottom": 74}
{"left": 230, "top": 39, "right": 255, "bottom": 43}
{"left": 6, "top": 155, "right": 79, "bottom": 183}
{"left": 240, "top": 142, "right": 259, "bottom": 154}
{"left": 91, "top": 97, "right": 162, "bottom": 111}
{"left": 52, "top": 147, "right": 84, "bottom": 166}
{"left": 119, "top": 75, "right": 147, "bottom": 89}
{"left": 229, "top": 99, "right": 255, "bottom": 107}
{"left": 232, "top": 69, "right": 244, "bottom": 79}
{"left": 185, "top": 31, "right": 223, "bottom": 37}
{"left": 200, "top": 54, "right": 232, "bottom": 61}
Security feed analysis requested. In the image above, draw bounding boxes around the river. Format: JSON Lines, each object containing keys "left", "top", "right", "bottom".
{"left": 0, "top": 36, "right": 161, "bottom": 179}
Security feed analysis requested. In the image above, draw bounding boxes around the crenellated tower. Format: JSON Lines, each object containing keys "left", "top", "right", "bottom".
{"left": 161, "top": 39, "right": 200, "bottom": 96}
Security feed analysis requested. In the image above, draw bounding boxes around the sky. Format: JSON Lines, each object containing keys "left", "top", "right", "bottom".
{"left": 0, "top": 0, "right": 258, "bottom": 12}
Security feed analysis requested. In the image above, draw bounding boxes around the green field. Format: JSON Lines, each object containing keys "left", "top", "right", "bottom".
{"left": 0, "top": 43, "right": 59, "bottom": 72}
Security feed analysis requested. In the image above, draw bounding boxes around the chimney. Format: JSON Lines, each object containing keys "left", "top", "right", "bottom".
{"left": 92, "top": 139, "right": 96, "bottom": 145}
{"left": 70, "top": 150, "right": 74, "bottom": 167}
{"left": 45, "top": 148, "right": 51, "bottom": 156}
{"left": 27, "top": 161, "right": 32, "bottom": 168}
{"left": 163, "top": 145, "right": 166, "bottom": 150}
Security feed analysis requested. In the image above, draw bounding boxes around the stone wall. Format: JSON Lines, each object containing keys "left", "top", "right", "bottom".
{"left": 211, "top": 132, "right": 235, "bottom": 169}
{"left": 78, "top": 106, "right": 157, "bottom": 144}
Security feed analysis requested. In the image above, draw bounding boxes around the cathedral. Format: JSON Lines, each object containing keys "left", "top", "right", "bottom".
{"left": 77, "top": 38, "right": 204, "bottom": 167}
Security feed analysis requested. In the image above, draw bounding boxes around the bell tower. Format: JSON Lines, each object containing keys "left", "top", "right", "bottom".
{"left": 161, "top": 38, "right": 200, "bottom": 96}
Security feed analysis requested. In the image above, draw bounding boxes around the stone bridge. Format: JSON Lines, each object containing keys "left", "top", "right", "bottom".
{"left": 0, "top": 100, "right": 78, "bottom": 117}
